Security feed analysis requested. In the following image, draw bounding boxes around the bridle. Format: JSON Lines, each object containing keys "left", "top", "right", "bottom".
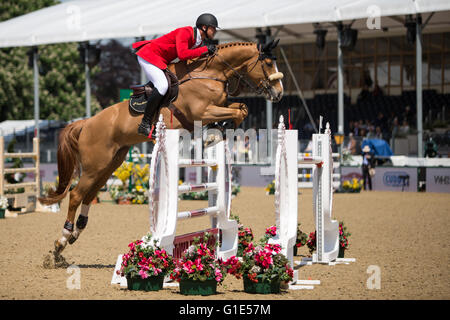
{"left": 178, "top": 46, "right": 281, "bottom": 98}
{"left": 216, "top": 52, "right": 274, "bottom": 96}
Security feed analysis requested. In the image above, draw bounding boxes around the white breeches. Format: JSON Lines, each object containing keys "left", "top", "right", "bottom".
{"left": 138, "top": 56, "right": 169, "bottom": 95}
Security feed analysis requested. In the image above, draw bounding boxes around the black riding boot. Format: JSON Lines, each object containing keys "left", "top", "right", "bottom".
{"left": 137, "top": 89, "right": 164, "bottom": 137}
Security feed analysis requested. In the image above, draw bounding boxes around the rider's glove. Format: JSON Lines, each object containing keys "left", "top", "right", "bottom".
{"left": 206, "top": 44, "right": 217, "bottom": 55}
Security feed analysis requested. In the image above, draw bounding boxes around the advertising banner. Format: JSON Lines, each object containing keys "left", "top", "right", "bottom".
{"left": 426, "top": 168, "right": 450, "bottom": 193}
{"left": 341, "top": 167, "right": 418, "bottom": 192}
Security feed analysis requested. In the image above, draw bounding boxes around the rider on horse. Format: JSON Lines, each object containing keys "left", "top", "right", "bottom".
{"left": 132, "top": 13, "right": 219, "bottom": 137}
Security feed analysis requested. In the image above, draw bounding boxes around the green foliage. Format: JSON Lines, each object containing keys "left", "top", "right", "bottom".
{"left": 339, "top": 221, "right": 351, "bottom": 250}
{"left": 296, "top": 223, "right": 308, "bottom": 248}
{"left": 223, "top": 243, "right": 294, "bottom": 284}
{"left": 118, "top": 236, "right": 175, "bottom": 280}
{"left": 230, "top": 212, "right": 254, "bottom": 257}
{"left": 170, "top": 233, "right": 227, "bottom": 284}
{"left": 0, "top": 0, "right": 101, "bottom": 122}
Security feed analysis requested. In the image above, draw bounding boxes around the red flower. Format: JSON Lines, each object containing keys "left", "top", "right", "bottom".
{"left": 248, "top": 273, "right": 258, "bottom": 283}
{"left": 265, "top": 226, "right": 277, "bottom": 237}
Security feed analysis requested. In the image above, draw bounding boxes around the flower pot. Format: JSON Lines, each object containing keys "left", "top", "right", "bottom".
{"left": 243, "top": 275, "right": 281, "bottom": 294}
{"left": 338, "top": 247, "right": 345, "bottom": 258}
{"left": 126, "top": 274, "right": 165, "bottom": 291}
{"left": 117, "top": 197, "right": 131, "bottom": 205}
{"left": 179, "top": 278, "right": 217, "bottom": 296}
{"left": 0, "top": 208, "right": 5, "bottom": 219}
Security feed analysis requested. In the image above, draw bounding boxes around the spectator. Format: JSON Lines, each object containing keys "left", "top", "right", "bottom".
{"left": 348, "top": 121, "right": 355, "bottom": 136}
{"left": 399, "top": 120, "right": 410, "bottom": 135}
{"left": 353, "top": 121, "right": 361, "bottom": 137}
{"left": 402, "top": 106, "right": 415, "bottom": 127}
{"left": 304, "top": 140, "right": 313, "bottom": 153}
{"left": 346, "top": 133, "right": 357, "bottom": 155}
{"left": 233, "top": 136, "right": 246, "bottom": 163}
{"left": 375, "top": 126, "right": 383, "bottom": 139}
{"left": 244, "top": 136, "right": 251, "bottom": 162}
{"left": 303, "top": 122, "right": 314, "bottom": 139}
{"left": 360, "top": 128, "right": 367, "bottom": 138}
{"left": 361, "top": 145, "right": 375, "bottom": 191}
{"left": 366, "top": 124, "right": 376, "bottom": 139}
{"left": 359, "top": 119, "right": 367, "bottom": 131}
{"left": 374, "top": 112, "right": 387, "bottom": 132}
{"left": 391, "top": 117, "right": 399, "bottom": 138}
{"left": 424, "top": 138, "right": 437, "bottom": 158}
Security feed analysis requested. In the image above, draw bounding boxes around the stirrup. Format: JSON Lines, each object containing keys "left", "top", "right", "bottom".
{"left": 138, "top": 123, "right": 156, "bottom": 139}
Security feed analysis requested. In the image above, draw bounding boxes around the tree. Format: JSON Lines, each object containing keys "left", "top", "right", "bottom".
{"left": 0, "top": 0, "right": 101, "bottom": 122}
{"left": 92, "top": 39, "right": 140, "bottom": 108}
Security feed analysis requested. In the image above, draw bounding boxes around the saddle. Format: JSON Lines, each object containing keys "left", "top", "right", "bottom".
{"left": 129, "top": 69, "right": 179, "bottom": 123}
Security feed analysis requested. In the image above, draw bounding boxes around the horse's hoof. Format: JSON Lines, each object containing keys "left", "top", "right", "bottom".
{"left": 43, "top": 250, "right": 69, "bottom": 269}
{"left": 43, "top": 241, "right": 70, "bottom": 269}
{"left": 68, "top": 234, "right": 78, "bottom": 245}
{"left": 204, "top": 134, "right": 221, "bottom": 148}
{"left": 54, "top": 239, "right": 66, "bottom": 254}
{"left": 43, "top": 252, "right": 56, "bottom": 269}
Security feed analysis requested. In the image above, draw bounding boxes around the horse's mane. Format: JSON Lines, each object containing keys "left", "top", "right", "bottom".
{"left": 168, "top": 41, "right": 258, "bottom": 76}
{"left": 216, "top": 41, "right": 257, "bottom": 50}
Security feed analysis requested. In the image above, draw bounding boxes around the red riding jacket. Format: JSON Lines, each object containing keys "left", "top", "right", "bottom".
{"left": 132, "top": 26, "right": 208, "bottom": 69}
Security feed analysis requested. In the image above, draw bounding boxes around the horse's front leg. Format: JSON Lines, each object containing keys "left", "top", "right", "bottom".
{"left": 226, "top": 102, "right": 248, "bottom": 127}
{"left": 201, "top": 102, "right": 248, "bottom": 127}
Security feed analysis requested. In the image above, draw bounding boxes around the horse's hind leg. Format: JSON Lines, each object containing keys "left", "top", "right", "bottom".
{"left": 61, "top": 146, "right": 130, "bottom": 249}
{"left": 54, "top": 173, "right": 99, "bottom": 254}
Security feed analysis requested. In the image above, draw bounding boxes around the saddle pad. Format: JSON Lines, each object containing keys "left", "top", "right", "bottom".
{"left": 129, "top": 94, "right": 148, "bottom": 113}
{"left": 128, "top": 69, "right": 179, "bottom": 114}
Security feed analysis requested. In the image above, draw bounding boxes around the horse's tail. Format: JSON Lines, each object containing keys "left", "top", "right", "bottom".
{"left": 39, "top": 119, "right": 86, "bottom": 205}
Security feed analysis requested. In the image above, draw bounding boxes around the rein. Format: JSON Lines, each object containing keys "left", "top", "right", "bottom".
{"left": 177, "top": 49, "right": 273, "bottom": 97}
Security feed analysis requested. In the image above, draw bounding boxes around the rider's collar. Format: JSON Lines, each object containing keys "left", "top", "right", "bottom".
{"left": 192, "top": 27, "right": 202, "bottom": 48}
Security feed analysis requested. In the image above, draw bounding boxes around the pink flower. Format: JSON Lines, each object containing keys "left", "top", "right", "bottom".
{"left": 255, "top": 251, "right": 273, "bottom": 269}
{"left": 265, "top": 226, "right": 277, "bottom": 237}
{"left": 286, "top": 265, "right": 294, "bottom": 278}
{"left": 139, "top": 269, "right": 148, "bottom": 279}
{"left": 194, "top": 258, "right": 204, "bottom": 271}
{"left": 215, "top": 268, "right": 222, "bottom": 282}
{"left": 183, "top": 260, "right": 195, "bottom": 274}
{"left": 152, "top": 267, "right": 162, "bottom": 275}
{"left": 244, "top": 242, "right": 255, "bottom": 255}
{"left": 264, "top": 243, "right": 281, "bottom": 255}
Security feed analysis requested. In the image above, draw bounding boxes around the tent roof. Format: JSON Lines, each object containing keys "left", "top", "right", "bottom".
{"left": 0, "top": 120, "right": 64, "bottom": 140}
{"left": 0, "top": 0, "right": 449, "bottom": 48}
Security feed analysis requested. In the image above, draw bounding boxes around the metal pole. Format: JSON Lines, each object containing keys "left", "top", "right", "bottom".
{"left": 266, "top": 100, "right": 272, "bottom": 159}
{"left": 416, "top": 15, "right": 423, "bottom": 157}
{"left": 85, "top": 43, "right": 91, "bottom": 118}
{"left": 279, "top": 47, "right": 317, "bottom": 132}
{"left": 337, "top": 31, "right": 344, "bottom": 135}
{"left": 33, "top": 47, "right": 39, "bottom": 138}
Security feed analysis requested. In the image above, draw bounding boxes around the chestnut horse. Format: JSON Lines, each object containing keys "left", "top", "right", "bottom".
{"left": 40, "top": 40, "right": 284, "bottom": 261}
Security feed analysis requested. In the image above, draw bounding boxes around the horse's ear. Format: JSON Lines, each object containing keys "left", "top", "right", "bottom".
{"left": 271, "top": 39, "right": 280, "bottom": 50}
{"left": 262, "top": 39, "right": 274, "bottom": 52}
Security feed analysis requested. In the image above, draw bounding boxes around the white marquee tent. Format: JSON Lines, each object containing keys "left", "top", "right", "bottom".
{"left": 1, "top": 0, "right": 449, "bottom": 156}
{"left": 0, "top": 0, "right": 449, "bottom": 47}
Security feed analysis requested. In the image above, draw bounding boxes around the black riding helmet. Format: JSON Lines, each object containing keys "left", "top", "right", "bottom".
{"left": 196, "top": 13, "right": 219, "bottom": 33}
